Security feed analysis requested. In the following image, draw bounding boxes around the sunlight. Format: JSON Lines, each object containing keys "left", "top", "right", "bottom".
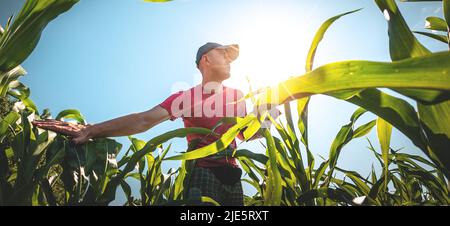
{"left": 225, "top": 6, "right": 312, "bottom": 93}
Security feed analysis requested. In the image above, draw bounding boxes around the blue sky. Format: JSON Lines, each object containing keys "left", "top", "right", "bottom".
{"left": 0, "top": 0, "right": 446, "bottom": 205}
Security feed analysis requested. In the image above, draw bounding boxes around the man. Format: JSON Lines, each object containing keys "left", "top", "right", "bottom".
{"left": 32, "top": 42, "right": 256, "bottom": 206}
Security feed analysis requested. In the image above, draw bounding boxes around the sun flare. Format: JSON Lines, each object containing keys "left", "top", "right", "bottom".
{"left": 226, "top": 9, "right": 311, "bottom": 94}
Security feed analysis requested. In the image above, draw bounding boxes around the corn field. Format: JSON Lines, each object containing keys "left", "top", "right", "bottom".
{"left": 0, "top": 0, "right": 449, "bottom": 206}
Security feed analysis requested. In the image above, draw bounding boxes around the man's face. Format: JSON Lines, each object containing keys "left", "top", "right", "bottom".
{"left": 204, "top": 48, "right": 232, "bottom": 81}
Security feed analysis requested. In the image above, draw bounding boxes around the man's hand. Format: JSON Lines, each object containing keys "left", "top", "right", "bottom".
{"left": 31, "top": 106, "right": 171, "bottom": 145}
{"left": 32, "top": 119, "right": 93, "bottom": 145}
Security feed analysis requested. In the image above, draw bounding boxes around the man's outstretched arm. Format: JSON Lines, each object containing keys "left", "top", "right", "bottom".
{"left": 32, "top": 105, "right": 170, "bottom": 145}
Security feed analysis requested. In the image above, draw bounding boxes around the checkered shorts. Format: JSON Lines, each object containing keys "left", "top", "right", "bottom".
{"left": 186, "top": 167, "right": 244, "bottom": 206}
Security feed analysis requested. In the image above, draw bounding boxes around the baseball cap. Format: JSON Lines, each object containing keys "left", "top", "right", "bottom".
{"left": 195, "top": 42, "right": 239, "bottom": 66}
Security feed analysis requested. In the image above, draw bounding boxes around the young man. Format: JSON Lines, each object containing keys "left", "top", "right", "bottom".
{"left": 32, "top": 42, "right": 253, "bottom": 206}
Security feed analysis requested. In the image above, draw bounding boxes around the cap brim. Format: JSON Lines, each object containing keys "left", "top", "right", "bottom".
{"left": 217, "top": 44, "right": 239, "bottom": 61}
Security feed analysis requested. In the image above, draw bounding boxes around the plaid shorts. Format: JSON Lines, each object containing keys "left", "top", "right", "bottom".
{"left": 187, "top": 167, "right": 244, "bottom": 206}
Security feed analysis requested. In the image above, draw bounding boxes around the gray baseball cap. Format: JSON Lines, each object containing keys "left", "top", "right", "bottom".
{"left": 195, "top": 42, "right": 239, "bottom": 66}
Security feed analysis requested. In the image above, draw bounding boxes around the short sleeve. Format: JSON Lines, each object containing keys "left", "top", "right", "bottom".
{"left": 159, "top": 91, "right": 184, "bottom": 121}
{"left": 236, "top": 89, "right": 247, "bottom": 117}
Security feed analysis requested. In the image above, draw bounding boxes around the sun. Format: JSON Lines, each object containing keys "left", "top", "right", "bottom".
{"left": 225, "top": 7, "right": 312, "bottom": 94}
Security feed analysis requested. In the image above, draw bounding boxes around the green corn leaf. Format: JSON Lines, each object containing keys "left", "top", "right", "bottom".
{"left": 444, "top": 0, "right": 450, "bottom": 31}
{"left": 375, "top": 0, "right": 431, "bottom": 58}
{"left": 344, "top": 89, "right": 426, "bottom": 157}
{"left": 425, "top": 16, "right": 448, "bottom": 32}
{"left": 296, "top": 187, "right": 353, "bottom": 205}
{"left": 367, "top": 175, "right": 387, "bottom": 206}
{"left": 164, "top": 114, "right": 256, "bottom": 161}
{"left": 367, "top": 139, "right": 385, "bottom": 168}
{"left": 120, "top": 180, "right": 133, "bottom": 204}
{"left": 255, "top": 51, "right": 450, "bottom": 107}
{"left": 371, "top": 165, "right": 378, "bottom": 185}
{"left": 199, "top": 196, "right": 220, "bottom": 206}
{"left": 262, "top": 129, "right": 282, "bottom": 206}
{"left": 0, "top": 0, "right": 79, "bottom": 72}
{"left": 100, "top": 127, "right": 212, "bottom": 204}
{"left": 298, "top": 9, "right": 361, "bottom": 178}
{"left": 37, "top": 137, "right": 65, "bottom": 177}
{"left": 346, "top": 173, "right": 371, "bottom": 196}
{"left": 377, "top": 117, "right": 392, "bottom": 189}
{"left": 353, "top": 120, "right": 377, "bottom": 139}
{"left": 242, "top": 178, "right": 262, "bottom": 194}
{"left": 445, "top": 0, "right": 450, "bottom": 48}
{"left": 0, "top": 66, "right": 26, "bottom": 98}
{"left": 305, "top": 8, "right": 362, "bottom": 71}
{"left": 399, "top": 0, "right": 442, "bottom": 2}
{"left": 335, "top": 167, "right": 374, "bottom": 186}
{"left": 396, "top": 152, "right": 436, "bottom": 168}
{"left": 283, "top": 102, "right": 295, "bottom": 134}
{"left": 413, "top": 31, "right": 448, "bottom": 44}
{"left": 376, "top": 0, "right": 450, "bottom": 179}
{"left": 128, "top": 136, "right": 148, "bottom": 174}
{"left": 251, "top": 51, "right": 450, "bottom": 177}
{"left": 242, "top": 115, "right": 262, "bottom": 140}
{"left": 7, "top": 81, "right": 30, "bottom": 100}
{"left": 0, "top": 111, "right": 20, "bottom": 137}
{"left": 55, "top": 109, "right": 86, "bottom": 125}
{"left": 238, "top": 157, "right": 264, "bottom": 186}
{"left": 233, "top": 149, "right": 268, "bottom": 165}
{"left": 375, "top": 0, "right": 448, "bottom": 105}
{"left": 21, "top": 98, "right": 38, "bottom": 114}
{"left": 327, "top": 108, "right": 367, "bottom": 181}
{"left": 270, "top": 119, "right": 310, "bottom": 192}
{"left": 297, "top": 96, "right": 309, "bottom": 150}
{"left": 313, "top": 160, "right": 329, "bottom": 189}
{"left": 273, "top": 139, "right": 300, "bottom": 188}
{"left": 40, "top": 179, "right": 56, "bottom": 206}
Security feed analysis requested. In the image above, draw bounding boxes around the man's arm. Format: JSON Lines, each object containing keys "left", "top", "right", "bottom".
{"left": 32, "top": 105, "right": 170, "bottom": 144}
{"left": 89, "top": 105, "right": 170, "bottom": 138}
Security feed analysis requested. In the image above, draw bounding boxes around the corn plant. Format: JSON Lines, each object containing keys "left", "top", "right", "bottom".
{"left": 331, "top": 138, "right": 449, "bottom": 206}
{"left": 164, "top": 0, "right": 450, "bottom": 206}
{"left": 2, "top": 0, "right": 450, "bottom": 206}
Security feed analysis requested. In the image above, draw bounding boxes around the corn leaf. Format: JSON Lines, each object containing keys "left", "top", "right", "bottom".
{"left": 413, "top": 31, "right": 448, "bottom": 44}
{"left": 312, "top": 160, "right": 329, "bottom": 189}
{"left": 7, "top": 81, "right": 30, "bottom": 101}
{"left": 262, "top": 128, "right": 282, "bottom": 206}
{"left": 255, "top": 51, "right": 450, "bottom": 107}
{"left": 299, "top": 9, "right": 361, "bottom": 177}
{"left": 327, "top": 108, "right": 368, "bottom": 182}
{"left": 306, "top": 8, "right": 362, "bottom": 71}
{"left": 100, "top": 127, "right": 212, "bottom": 204}
{"left": 399, "top": 0, "right": 443, "bottom": 2}
{"left": 233, "top": 149, "right": 268, "bottom": 165}
{"left": 425, "top": 16, "right": 448, "bottom": 32}
{"left": 444, "top": 0, "right": 450, "bottom": 30}
{"left": 296, "top": 187, "right": 353, "bottom": 205}
{"left": 164, "top": 114, "right": 256, "bottom": 161}
{"left": 376, "top": 0, "right": 450, "bottom": 179}
{"left": 0, "top": 0, "right": 79, "bottom": 72}
{"left": 55, "top": 109, "right": 86, "bottom": 125}
{"left": 0, "top": 66, "right": 26, "bottom": 98}
{"left": 0, "top": 111, "right": 20, "bottom": 137}
{"left": 353, "top": 120, "right": 376, "bottom": 138}
{"left": 445, "top": 0, "right": 450, "bottom": 48}
{"left": 377, "top": 117, "right": 392, "bottom": 189}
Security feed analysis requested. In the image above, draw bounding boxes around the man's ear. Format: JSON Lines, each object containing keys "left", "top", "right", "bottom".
{"left": 198, "top": 55, "right": 208, "bottom": 70}
{"left": 202, "top": 55, "right": 210, "bottom": 65}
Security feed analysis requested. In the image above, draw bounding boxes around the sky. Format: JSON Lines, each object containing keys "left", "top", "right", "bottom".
{"left": 0, "top": 0, "right": 447, "bottom": 205}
